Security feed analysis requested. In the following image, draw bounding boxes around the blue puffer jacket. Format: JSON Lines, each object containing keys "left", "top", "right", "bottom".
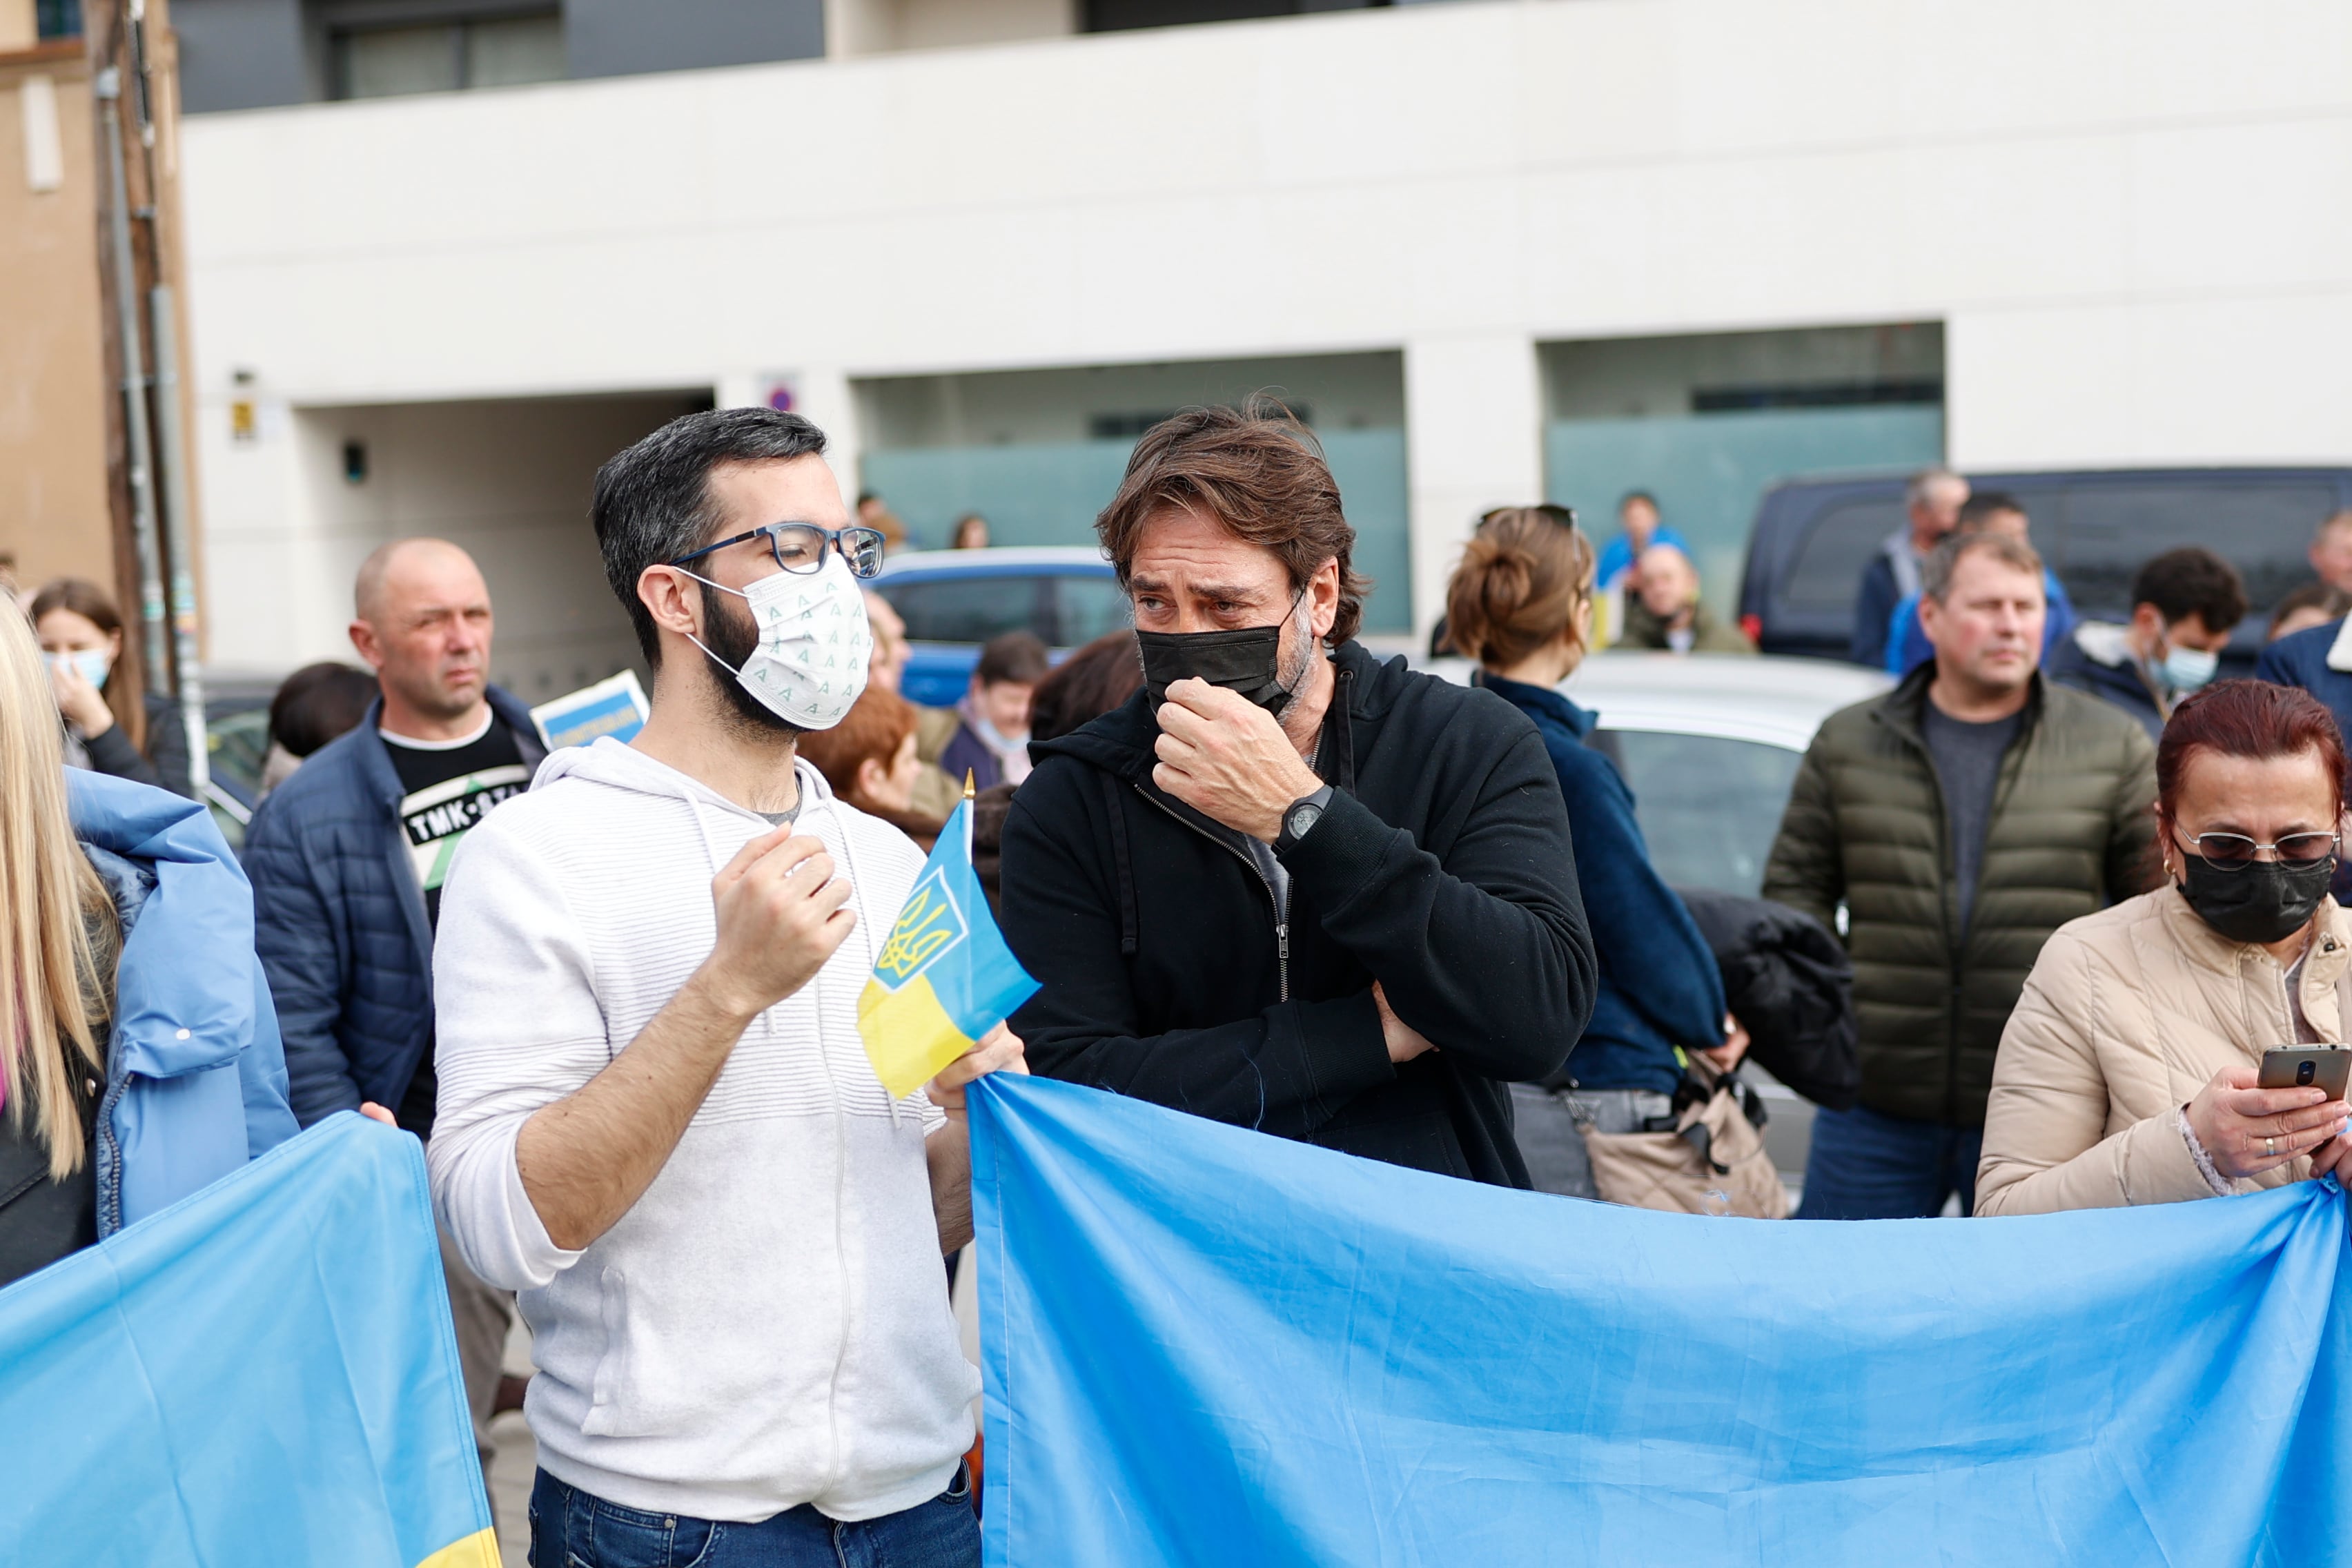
{"left": 67, "top": 770, "right": 299, "bottom": 1235}
{"left": 242, "top": 691, "right": 545, "bottom": 1124}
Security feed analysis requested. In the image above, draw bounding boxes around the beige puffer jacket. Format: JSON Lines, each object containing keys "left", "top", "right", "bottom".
{"left": 1976, "top": 885, "right": 2352, "bottom": 1216}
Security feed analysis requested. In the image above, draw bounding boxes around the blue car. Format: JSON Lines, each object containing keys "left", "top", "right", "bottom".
{"left": 870, "top": 547, "right": 1129, "bottom": 708}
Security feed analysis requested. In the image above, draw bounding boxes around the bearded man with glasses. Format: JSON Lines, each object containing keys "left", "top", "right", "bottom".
{"left": 1979, "top": 677, "right": 2352, "bottom": 1215}
{"left": 427, "top": 407, "right": 1021, "bottom": 1568}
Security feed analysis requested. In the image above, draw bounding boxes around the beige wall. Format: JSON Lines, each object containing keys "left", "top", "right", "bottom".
{"left": 206, "top": 391, "right": 703, "bottom": 694}
{"left": 0, "top": 41, "right": 115, "bottom": 595}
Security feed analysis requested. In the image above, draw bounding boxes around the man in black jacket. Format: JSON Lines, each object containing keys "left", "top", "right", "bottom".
{"left": 998, "top": 405, "right": 1597, "bottom": 1186}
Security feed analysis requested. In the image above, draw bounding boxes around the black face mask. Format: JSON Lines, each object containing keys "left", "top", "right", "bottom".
{"left": 2177, "top": 851, "right": 2335, "bottom": 945}
{"left": 1135, "top": 599, "right": 1303, "bottom": 717}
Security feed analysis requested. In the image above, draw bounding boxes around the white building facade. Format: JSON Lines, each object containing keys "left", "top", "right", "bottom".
{"left": 179, "top": 0, "right": 2352, "bottom": 696}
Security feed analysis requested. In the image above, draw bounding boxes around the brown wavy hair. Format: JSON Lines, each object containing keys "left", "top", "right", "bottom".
{"left": 796, "top": 685, "right": 921, "bottom": 814}
{"left": 1443, "top": 506, "right": 1594, "bottom": 669}
{"left": 1095, "top": 399, "right": 1372, "bottom": 645}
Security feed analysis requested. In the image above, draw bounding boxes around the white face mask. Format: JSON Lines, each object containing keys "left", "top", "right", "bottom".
{"left": 685, "top": 550, "right": 872, "bottom": 730}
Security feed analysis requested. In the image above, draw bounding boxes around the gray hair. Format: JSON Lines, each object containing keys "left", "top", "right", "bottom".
{"left": 1905, "top": 465, "right": 1966, "bottom": 513}
{"left": 1922, "top": 530, "right": 2044, "bottom": 604}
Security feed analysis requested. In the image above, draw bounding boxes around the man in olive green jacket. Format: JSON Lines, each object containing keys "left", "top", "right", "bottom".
{"left": 1765, "top": 531, "right": 2157, "bottom": 1218}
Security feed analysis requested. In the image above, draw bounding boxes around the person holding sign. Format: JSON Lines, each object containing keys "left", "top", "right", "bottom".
{"left": 427, "top": 408, "right": 1021, "bottom": 1568}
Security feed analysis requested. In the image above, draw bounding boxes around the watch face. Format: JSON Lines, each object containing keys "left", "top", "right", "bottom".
{"left": 1288, "top": 805, "right": 1319, "bottom": 838}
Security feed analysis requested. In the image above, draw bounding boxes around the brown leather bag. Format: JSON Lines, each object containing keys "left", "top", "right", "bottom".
{"left": 1578, "top": 1061, "right": 1790, "bottom": 1219}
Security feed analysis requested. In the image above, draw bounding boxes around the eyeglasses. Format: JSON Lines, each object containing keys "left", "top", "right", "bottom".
{"left": 671, "top": 522, "right": 888, "bottom": 580}
{"left": 2175, "top": 828, "right": 2341, "bottom": 872}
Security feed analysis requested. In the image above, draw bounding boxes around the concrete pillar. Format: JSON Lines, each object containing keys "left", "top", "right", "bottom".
{"left": 716, "top": 367, "right": 863, "bottom": 516}
{"left": 1402, "top": 333, "right": 1543, "bottom": 644}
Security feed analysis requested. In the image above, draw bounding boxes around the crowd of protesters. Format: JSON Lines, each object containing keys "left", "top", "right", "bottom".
{"left": 12, "top": 404, "right": 2352, "bottom": 1565}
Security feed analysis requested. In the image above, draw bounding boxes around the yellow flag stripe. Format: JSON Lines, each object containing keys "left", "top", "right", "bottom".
{"left": 415, "top": 1527, "right": 502, "bottom": 1568}
{"left": 859, "top": 973, "right": 976, "bottom": 1098}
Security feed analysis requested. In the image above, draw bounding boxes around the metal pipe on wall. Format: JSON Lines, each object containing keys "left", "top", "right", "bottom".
{"left": 94, "top": 65, "right": 170, "bottom": 698}
{"left": 148, "top": 283, "right": 208, "bottom": 792}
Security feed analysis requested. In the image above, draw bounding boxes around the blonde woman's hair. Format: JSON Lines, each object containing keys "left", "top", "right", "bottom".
{"left": 1444, "top": 506, "right": 1595, "bottom": 669}
{"left": 0, "top": 605, "right": 115, "bottom": 1178}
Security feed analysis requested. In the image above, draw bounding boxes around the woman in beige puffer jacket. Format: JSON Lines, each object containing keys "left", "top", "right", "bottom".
{"left": 1978, "top": 679, "right": 2352, "bottom": 1217}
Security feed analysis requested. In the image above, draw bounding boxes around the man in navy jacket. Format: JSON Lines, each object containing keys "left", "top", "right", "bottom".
{"left": 244, "top": 539, "right": 545, "bottom": 1471}
{"left": 2255, "top": 612, "right": 2352, "bottom": 740}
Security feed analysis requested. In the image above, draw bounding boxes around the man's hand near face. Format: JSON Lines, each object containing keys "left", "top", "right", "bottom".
{"left": 1152, "top": 678, "right": 1323, "bottom": 843}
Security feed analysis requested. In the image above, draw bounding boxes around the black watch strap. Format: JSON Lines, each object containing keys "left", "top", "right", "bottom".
{"left": 1275, "top": 785, "right": 1336, "bottom": 855}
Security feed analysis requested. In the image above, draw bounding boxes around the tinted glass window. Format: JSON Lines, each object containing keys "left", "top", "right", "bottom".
{"left": 1601, "top": 729, "right": 1803, "bottom": 897}
{"left": 1781, "top": 496, "right": 1903, "bottom": 613}
{"left": 878, "top": 576, "right": 1050, "bottom": 645}
{"left": 1055, "top": 576, "right": 1132, "bottom": 647}
{"left": 2052, "top": 481, "right": 2340, "bottom": 625}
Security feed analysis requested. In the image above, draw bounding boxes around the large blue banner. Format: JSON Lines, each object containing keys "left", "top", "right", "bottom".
{"left": 0, "top": 1115, "right": 496, "bottom": 1567}
{"left": 970, "top": 1075, "right": 2352, "bottom": 1566}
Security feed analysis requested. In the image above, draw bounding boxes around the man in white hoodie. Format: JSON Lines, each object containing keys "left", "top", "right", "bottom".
{"left": 428, "top": 407, "right": 1022, "bottom": 1568}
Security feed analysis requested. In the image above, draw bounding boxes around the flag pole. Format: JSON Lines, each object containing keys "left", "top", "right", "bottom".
{"left": 963, "top": 769, "right": 976, "bottom": 859}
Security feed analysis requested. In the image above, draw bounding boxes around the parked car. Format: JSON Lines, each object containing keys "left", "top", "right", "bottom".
{"left": 870, "top": 547, "right": 1128, "bottom": 708}
{"left": 1420, "top": 650, "right": 1892, "bottom": 1194}
{"left": 1739, "top": 465, "right": 2352, "bottom": 666}
{"left": 199, "top": 682, "right": 280, "bottom": 851}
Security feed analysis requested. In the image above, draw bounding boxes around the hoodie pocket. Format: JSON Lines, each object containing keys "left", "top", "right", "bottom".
{"left": 580, "top": 1266, "right": 632, "bottom": 1437}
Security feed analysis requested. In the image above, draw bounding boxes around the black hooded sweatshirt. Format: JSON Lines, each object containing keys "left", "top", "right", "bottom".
{"left": 998, "top": 640, "right": 1597, "bottom": 1187}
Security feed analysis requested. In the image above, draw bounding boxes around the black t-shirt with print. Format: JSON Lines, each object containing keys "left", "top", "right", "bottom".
{"left": 382, "top": 717, "right": 531, "bottom": 1136}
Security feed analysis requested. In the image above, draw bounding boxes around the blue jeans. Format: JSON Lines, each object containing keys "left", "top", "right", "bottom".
{"left": 1797, "top": 1103, "right": 1984, "bottom": 1219}
{"left": 529, "top": 1467, "right": 978, "bottom": 1568}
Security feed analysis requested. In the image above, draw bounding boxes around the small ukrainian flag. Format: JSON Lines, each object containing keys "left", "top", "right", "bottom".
{"left": 859, "top": 785, "right": 1040, "bottom": 1098}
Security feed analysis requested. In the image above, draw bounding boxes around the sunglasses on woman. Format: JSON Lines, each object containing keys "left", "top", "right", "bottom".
{"left": 2175, "top": 829, "right": 2341, "bottom": 872}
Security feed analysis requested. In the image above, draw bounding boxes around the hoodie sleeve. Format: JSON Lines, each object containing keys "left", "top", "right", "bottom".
{"left": 1275, "top": 716, "right": 1596, "bottom": 1084}
{"left": 1001, "top": 775, "right": 1400, "bottom": 1136}
{"left": 427, "top": 815, "right": 593, "bottom": 1292}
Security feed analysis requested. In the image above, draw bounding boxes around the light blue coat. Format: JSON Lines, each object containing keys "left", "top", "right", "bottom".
{"left": 67, "top": 770, "right": 297, "bottom": 1235}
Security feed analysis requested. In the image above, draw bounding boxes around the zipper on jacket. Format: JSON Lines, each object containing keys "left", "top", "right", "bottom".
{"left": 1133, "top": 785, "right": 1291, "bottom": 1002}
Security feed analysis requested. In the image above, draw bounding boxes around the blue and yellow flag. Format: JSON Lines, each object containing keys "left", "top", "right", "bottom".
{"left": 970, "top": 1074, "right": 2352, "bottom": 1565}
{"left": 0, "top": 1115, "right": 498, "bottom": 1567}
{"left": 859, "top": 796, "right": 1039, "bottom": 1098}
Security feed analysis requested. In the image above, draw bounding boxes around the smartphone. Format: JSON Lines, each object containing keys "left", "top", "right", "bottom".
{"left": 2257, "top": 1047, "right": 2352, "bottom": 1099}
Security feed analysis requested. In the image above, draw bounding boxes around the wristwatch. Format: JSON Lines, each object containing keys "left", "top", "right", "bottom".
{"left": 1275, "top": 785, "right": 1335, "bottom": 855}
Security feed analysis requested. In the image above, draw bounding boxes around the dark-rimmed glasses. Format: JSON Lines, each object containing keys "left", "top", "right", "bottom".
{"left": 672, "top": 522, "right": 887, "bottom": 581}
{"left": 2176, "top": 828, "right": 2341, "bottom": 872}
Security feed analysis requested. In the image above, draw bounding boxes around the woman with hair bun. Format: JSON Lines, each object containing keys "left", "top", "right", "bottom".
{"left": 1445, "top": 507, "right": 1758, "bottom": 1208}
{"left": 1978, "top": 678, "right": 2352, "bottom": 1215}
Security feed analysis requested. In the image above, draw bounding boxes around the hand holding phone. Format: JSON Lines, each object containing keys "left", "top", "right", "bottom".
{"left": 2185, "top": 1054, "right": 2352, "bottom": 1182}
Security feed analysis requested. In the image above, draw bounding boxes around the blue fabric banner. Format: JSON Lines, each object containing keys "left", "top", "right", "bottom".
{"left": 0, "top": 1114, "right": 497, "bottom": 1567}
{"left": 970, "top": 1074, "right": 2352, "bottom": 1567}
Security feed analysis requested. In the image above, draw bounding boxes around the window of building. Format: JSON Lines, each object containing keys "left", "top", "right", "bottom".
{"left": 331, "top": 10, "right": 565, "bottom": 100}
{"left": 35, "top": 0, "right": 81, "bottom": 39}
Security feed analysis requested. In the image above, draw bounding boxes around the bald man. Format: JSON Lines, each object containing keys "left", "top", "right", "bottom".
{"left": 1619, "top": 543, "right": 1756, "bottom": 654}
{"left": 243, "top": 537, "right": 546, "bottom": 1472}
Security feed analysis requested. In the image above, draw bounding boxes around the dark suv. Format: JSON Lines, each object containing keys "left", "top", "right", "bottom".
{"left": 1739, "top": 467, "right": 2352, "bottom": 665}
